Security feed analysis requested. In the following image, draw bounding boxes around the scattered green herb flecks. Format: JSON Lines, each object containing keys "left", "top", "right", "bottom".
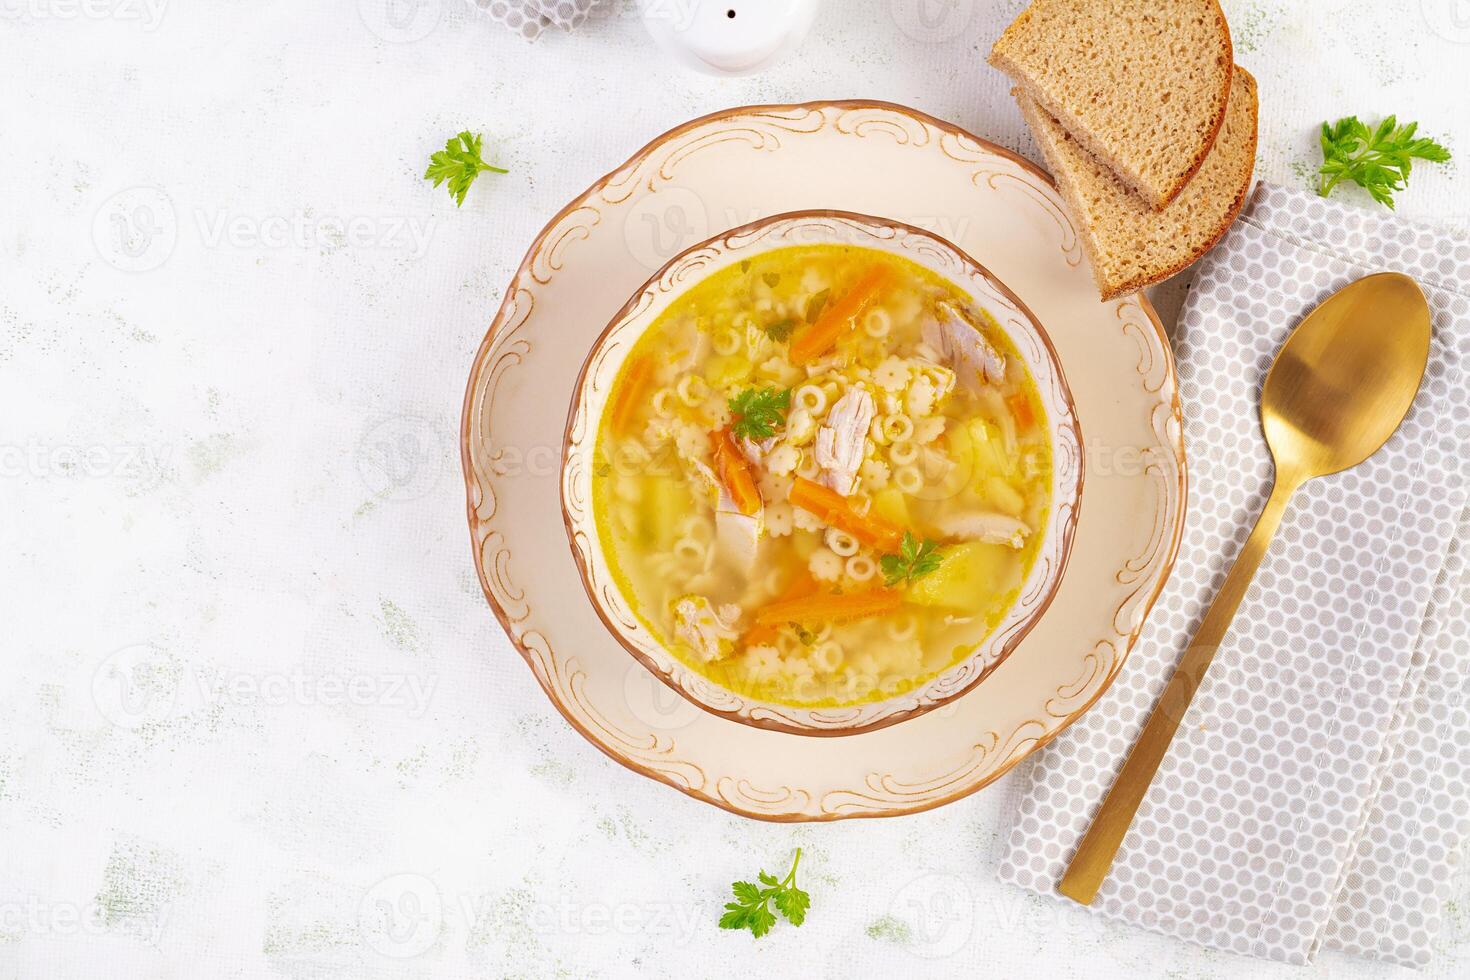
{"left": 881, "top": 532, "right": 943, "bottom": 586}
{"left": 762, "top": 272, "right": 781, "bottom": 288}
{"left": 728, "top": 387, "right": 791, "bottom": 441}
{"left": 789, "top": 622, "right": 816, "bottom": 646}
{"left": 804, "top": 288, "right": 831, "bottom": 324}
{"left": 764, "top": 318, "right": 797, "bottom": 343}
{"left": 425, "top": 131, "right": 508, "bottom": 207}
{"left": 719, "top": 848, "right": 810, "bottom": 938}
{"left": 1318, "top": 115, "right": 1451, "bottom": 209}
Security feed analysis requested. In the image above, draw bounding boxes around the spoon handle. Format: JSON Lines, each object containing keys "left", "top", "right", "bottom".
{"left": 1057, "top": 471, "right": 1301, "bottom": 905}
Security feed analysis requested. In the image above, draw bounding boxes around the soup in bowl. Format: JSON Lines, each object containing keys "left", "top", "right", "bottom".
{"left": 562, "top": 212, "right": 1082, "bottom": 735}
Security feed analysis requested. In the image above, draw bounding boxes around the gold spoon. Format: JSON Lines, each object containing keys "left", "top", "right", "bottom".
{"left": 1058, "top": 272, "right": 1432, "bottom": 905}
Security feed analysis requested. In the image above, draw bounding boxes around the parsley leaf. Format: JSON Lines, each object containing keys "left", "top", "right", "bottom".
{"left": 728, "top": 387, "right": 791, "bottom": 441}
{"left": 719, "top": 849, "right": 810, "bottom": 938}
{"left": 424, "top": 131, "right": 508, "bottom": 207}
{"left": 804, "top": 288, "right": 831, "bottom": 324}
{"left": 773, "top": 885, "right": 810, "bottom": 926}
{"left": 764, "top": 318, "right": 797, "bottom": 343}
{"left": 881, "top": 532, "right": 944, "bottom": 586}
{"left": 1318, "top": 115, "right": 1451, "bottom": 209}
{"left": 789, "top": 622, "right": 816, "bottom": 646}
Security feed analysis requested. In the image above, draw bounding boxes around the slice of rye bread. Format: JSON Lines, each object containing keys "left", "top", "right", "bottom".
{"left": 990, "top": 0, "right": 1233, "bottom": 210}
{"left": 1016, "top": 66, "right": 1258, "bottom": 300}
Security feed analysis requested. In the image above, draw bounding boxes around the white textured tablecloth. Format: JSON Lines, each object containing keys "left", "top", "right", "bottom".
{"left": 999, "top": 183, "right": 1470, "bottom": 969}
{"left": 4, "top": 2, "right": 1470, "bottom": 977}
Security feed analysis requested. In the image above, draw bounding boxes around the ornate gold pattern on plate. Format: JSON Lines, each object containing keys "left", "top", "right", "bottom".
{"left": 461, "top": 101, "right": 1186, "bottom": 821}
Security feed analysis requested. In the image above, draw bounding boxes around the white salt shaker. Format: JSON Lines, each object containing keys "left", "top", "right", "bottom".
{"left": 639, "top": 0, "right": 820, "bottom": 76}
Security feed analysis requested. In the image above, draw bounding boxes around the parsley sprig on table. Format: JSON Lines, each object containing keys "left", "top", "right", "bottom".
{"left": 424, "top": 131, "right": 508, "bottom": 207}
{"left": 719, "top": 848, "right": 810, "bottom": 938}
{"left": 729, "top": 387, "right": 791, "bottom": 441}
{"left": 881, "top": 532, "right": 943, "bottom": 586}
{"left": 1317, "top": 115, "right": 1451, "bottom": 209}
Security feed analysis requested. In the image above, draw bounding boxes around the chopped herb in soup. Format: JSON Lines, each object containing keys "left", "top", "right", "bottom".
{"left": 592, "top": 245, "right": 1051, "bottom": 707}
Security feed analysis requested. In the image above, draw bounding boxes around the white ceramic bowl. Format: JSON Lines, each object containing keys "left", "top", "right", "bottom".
{"left": 561, "top": 210, "right": 1084, "bottom": 735}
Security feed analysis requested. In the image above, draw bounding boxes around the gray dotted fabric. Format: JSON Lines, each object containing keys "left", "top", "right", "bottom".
{"left": 998, "top": 183, "right": 1470, "bottom": 967}
{"left": 467, "top": 0, "right": 605, "bottom": 39}
{"left": 529, "top": 0, "right": 602, "bottom": 30}
{"left": 1324, "top": 520, "right": 1469, "bottom": 966}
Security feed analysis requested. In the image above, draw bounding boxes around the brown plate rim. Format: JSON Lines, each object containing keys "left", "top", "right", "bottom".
{"left": 459, "top": 98, "right": 1188, "bottom": 821}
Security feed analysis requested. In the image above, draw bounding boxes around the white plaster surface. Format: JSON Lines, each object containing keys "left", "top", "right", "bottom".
{"left": 2, "top": 1, "right": 1468, "bottom": 977}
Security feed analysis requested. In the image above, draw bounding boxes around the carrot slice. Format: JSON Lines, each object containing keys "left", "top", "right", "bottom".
{"left": 610, "top": 356, "right": 653, "bottom": 437}
{"left": 741, "top": 574, "right": 819, "bottom": 648}
{"left": 788, "top": 476, "right": 904, "bottom": 552}
{"left": 752, "top": 588, "right": 902, "bottom": 628}
{"left": 1006, "top": 392, "right": 1035, "bottom": 429}
{"left": 788, "top": 266, "right": 890, "bottom": 364}
{"left": 739, "top": 622, "right": 781, "bottom": 649}
{"left": 710, "top": 428, "right": 762, "bottom": 516}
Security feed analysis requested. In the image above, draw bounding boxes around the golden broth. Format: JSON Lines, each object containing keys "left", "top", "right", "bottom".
{"left": 592, "top": 245, "right": 1051, "bottom": 707}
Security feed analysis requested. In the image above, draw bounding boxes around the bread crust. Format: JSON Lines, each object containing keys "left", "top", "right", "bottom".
{"left": 990, "top": 0, "right": 1235, "bottom": 211}
{"left": 1100, "top": 68, "right": 1257, "bottom": 298}
{"left": 1015, "top": 67, "right": 1259, "bottom": 300}
{"left": 1152, "top": 0, "right": 1234, "bottom": 210}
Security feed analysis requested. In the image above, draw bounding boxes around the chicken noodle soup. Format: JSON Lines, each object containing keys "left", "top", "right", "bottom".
{"left": 592, "top": 245, "right": 1052, "bottom": 707}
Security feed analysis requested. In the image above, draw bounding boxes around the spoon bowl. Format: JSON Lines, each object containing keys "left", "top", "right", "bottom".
{"left": 1263, "top": 272, "right": 1432, "bottom": 481}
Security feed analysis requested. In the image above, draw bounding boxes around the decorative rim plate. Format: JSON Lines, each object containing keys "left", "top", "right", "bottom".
{"left": 561, "top": 209, "right": 1085, "bottom": 736}
{"left": 462, "top": 100, "right": 1186, "bottom": 821}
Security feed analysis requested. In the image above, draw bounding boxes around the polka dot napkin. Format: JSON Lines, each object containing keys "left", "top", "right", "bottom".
{"left": 998, "top": 182, "right": 1470, "bottom": 968}
{"left": 466, "top": 0, "right": 605, "bottom": 41}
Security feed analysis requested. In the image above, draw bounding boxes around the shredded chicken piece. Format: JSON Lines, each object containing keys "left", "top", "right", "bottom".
{"left": 671, "top": 595, "right": 739, "bottom": 662}
{"left": 921, "top": 303, "right": 1005, "bottom": 391}
{"left": 739, "top": 435, "right": 775, "bottom": 466}
{"left": 715, "top": 489, "right": 763, "bottom": 577}
{"left": 979, "top": 387, "right": 1019, "bottom": 456}
{"left": 814, "top": 387, "right": 875, "bottom": 496}
{"left": 671, "top": 330, "right": 711, "bottom": 373}
{"left": 936, "top": 511, "right": 1032, "bottom": 549}
{"left": 686, "top": 457, "right": 764, "bottom": 575}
